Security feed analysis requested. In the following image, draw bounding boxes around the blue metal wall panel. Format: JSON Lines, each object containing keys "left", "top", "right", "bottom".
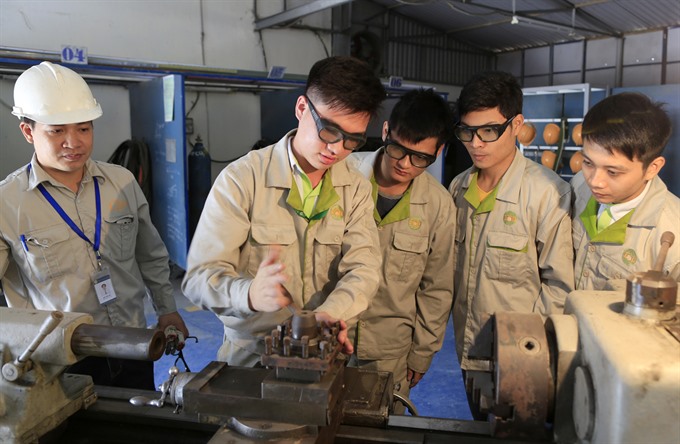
{"left": 129, "top": 75, "right": 189, "bottom": 269}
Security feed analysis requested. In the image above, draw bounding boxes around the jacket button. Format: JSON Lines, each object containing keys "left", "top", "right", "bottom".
{"left": 589, "top": 246, "right": 595, "bottom": 252}
{"left": 583, "top": 271, "right": 590, "bottom": 277}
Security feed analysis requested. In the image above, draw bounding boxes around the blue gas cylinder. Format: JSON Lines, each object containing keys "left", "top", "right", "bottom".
{"left": 188, "top": 135, "right": 212, "bottom": 239}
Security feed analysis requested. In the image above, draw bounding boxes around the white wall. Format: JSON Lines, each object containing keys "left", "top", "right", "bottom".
{"left": 0, "top": 0, "right": 333, "bottom": 180}
{"left": 0, "top": 0, "right": 463, "bottom": 181}
{"left": 0, "top": 0, "right": 331, "bottom": 74}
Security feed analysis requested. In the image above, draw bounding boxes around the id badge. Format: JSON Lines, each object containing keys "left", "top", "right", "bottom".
{"left": 93, "top": 267, "right": 117, "bottom": 305}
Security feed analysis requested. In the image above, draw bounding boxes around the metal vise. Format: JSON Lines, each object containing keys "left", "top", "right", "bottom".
{"left": 0, "top": 307, "right": 164, "bottom": 443}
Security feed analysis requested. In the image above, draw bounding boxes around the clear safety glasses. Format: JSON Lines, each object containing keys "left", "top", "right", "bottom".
{"left": 305, "top": 95, "right": 367, "bottom": 151}
{"left": 454, "top": 115, "right": 516, "bottom": 143}
{"left": 383, "top": 134, "right": 437, "bottom": 169}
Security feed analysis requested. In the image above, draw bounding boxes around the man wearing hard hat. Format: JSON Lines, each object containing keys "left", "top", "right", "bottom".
{"left": 0, "top": 61, "right": 189, "bottom": 389}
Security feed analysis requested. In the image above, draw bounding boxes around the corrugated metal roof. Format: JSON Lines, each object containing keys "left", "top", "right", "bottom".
{"left": 369, "top": 0, "right": 680, "bottom": 52}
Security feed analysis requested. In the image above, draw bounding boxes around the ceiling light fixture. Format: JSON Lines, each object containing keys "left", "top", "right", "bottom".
{"left": 511, "top": 15, "right": 576, "bottom": 35}
{"left": 395, "top": 0, "right": 435, "bottom": 4}
{"left": 509, "top": 0, "right": 578, "bottom": 36}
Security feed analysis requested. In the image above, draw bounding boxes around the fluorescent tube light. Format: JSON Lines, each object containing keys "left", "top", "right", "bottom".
{"left": 511, "top": 15, "right": 576, "bottom": 36}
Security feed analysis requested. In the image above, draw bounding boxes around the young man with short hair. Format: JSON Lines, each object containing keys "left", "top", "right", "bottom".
{"left": 572, "top": 92, "right": 680, "bottom": 288}
{"left": 346, "top": 89, "right": 455, "bottom": 412}
{"left": 182, "top": 56, "right": 386, "bottom": 366}
{"left": 448, "top": 71, "right": 574, "bottom": 414}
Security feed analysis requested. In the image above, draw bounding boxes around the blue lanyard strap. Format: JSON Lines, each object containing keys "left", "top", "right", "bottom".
{"left": 35, "top": 176, "right": 102, "bottom": 256}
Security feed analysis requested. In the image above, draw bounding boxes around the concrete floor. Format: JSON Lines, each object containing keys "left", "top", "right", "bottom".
{"left": 146, "top": 277, "right": 472, "bottom": 420}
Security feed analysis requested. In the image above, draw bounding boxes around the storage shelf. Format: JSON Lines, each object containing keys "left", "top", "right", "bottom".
{"left": 521, "top": 83, "right": 600, "bottom": 182}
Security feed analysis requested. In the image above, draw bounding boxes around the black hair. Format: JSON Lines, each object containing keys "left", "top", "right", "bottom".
{"left": 457, "top": 71, "right": 523, "bottom": 120}
{"left": 582, "top": 92, "right": 671, "bottom": 168}
{"left": 388, "top": 88, "right": 454, "bottom": 147}
{"left": 305, "top": 56, "right": 385, "bottom": 117}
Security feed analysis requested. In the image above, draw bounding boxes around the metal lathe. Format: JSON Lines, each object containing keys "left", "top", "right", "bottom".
{"left": 1, "top": 236, "right": 678, "bottom": 443}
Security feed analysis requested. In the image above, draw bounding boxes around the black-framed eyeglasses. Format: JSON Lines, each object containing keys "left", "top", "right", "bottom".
{"left": 384, "top": 131, "right": 437, "bottom": 169}
{"left": 304, "top": 95, "right": 367, "bottom": 151}
{"left": 454, "top": 115, "right": 516, "bottom": 143}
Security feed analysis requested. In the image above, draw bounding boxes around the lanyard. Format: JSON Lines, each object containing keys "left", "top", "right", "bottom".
{"left": 28, "top": 164, "right": 103, "bottom": 268}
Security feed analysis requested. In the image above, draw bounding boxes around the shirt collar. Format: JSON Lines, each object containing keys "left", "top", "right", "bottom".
{"left": 27, "top": 155, "right": 101, "bottom": 191}
{"left": 598, "top": 179, "right": 651, "bottom": 222}
{"left": 287, "top": 135, "right": 309, "bottom": 196}
{"left": 287, "top": 136, "right": 305, "bottom": 176}
{"left": 494, "top": 149, "right": 526, "bottom": 204}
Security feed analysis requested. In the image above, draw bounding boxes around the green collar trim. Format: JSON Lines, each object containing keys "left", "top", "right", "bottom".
{"left": 287, "top": 173, "right": 339, "bottom": 221}
{"left": 579, "top": 196, "right": 634, "bottom": 244}
{"left": 371, "top": 175, "right": 411, "bottom": 226}
{"left": 287, "top": 178, "right": 304, "bottom": 212}
{"left": 464, "top": 172, "right": 499, "bottom": 214}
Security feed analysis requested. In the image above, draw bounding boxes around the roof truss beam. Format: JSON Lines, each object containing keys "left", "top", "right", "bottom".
{"left": 255, "top": 0, "right": 354, "bottom": 30}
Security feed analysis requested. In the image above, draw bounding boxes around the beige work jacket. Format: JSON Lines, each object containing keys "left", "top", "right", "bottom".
{"left": 347, "top": 150, "right": 455, "bottom": 373}
{"left": 182, "top": 130, "right": 381, "bottom": 357}
{"left": 448, "top": 150, "right": 574, "bottom": 371}
{"left": 0, "top": 156, "right": 177, "bottom": 327}
{"left": 572, "top": 173, "right": 680, "bottom": 289}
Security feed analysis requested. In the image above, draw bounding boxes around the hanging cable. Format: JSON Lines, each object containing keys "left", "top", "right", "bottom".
{"left": 107, "top": 139, "right": 152, "bottom": 204}
{"left": 210, "top": 153, "right": 248, "bottom": 164}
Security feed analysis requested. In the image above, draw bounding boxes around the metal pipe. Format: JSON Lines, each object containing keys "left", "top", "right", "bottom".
{"left": 0, "top": 46, "right": 307, "bottom": 89}
{"left": 71, "top": 324, "right": 164, "bottom": 361}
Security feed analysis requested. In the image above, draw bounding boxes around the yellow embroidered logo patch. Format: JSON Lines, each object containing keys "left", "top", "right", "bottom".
{"left": 408, "top": 218, "right": 422, "bottom": 230}
{"left": 330, "top": 206, "right": 344, "bottom": 220}
{"left": 503, "top": 211, "right": 517, "bottom": 225}
{"left": 622, "top": 248, "right": 637, "bottom": 266}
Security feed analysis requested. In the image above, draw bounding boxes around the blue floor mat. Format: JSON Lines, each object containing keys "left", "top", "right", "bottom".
{"left": 407, "top": 317, "right": 472, "bottom": 419}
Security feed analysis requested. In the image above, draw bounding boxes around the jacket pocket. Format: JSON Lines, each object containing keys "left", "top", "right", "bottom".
{"left": 596, "top": 254, "right": 631, "bottom": 282}
{"left": 23, "top": 225, "right": 76, "bottom": 283}
{"left": 247, "top": 224, "right": 297, "bottom": 275}
{"left": 104, "top": 214, "right": 137, "bottom": 261}
{"left": 386, "top": 231, "right": 428, "bottom": 282}
{"left": 314, "top": 227, "right": 344, "bottom": 281}
{"left": 485, "top": 231, "right": 530, "bottom": 282}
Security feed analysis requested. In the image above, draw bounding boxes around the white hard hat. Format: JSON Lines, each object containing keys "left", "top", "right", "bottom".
{"left": 12, "top": 61, "right": 103, "bottom": 125}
